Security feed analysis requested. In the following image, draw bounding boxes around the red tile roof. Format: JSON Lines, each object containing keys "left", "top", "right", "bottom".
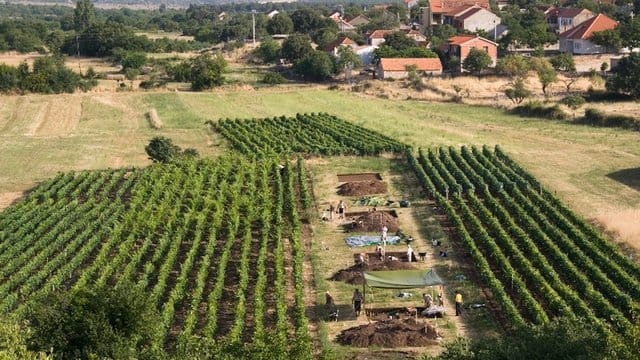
{"left": 430, "top": 0, "right": 489, "bottom": 14}
{"left": 380, "top": 58, "right": 443, "bottom": 72}
{"left": 447, "top": 35, "right": 478, "bottom": 45}
{"left": 559, "top": 13, "right": 617, "bottom": 40}
{"left": 546, "top": 7, "right": 591, "bottom": 18}
{"left": 323, "top": 37, "right": 357, "bottom": 51}
{"left": 369, "top": 29, "right": 394, "bottom": 39}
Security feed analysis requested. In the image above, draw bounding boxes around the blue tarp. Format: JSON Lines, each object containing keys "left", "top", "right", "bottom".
{"left": 345, "top": 235, "right": 401, "bottom": 247}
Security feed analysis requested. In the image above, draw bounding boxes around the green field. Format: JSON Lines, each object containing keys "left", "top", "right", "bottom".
{"left": 1, "top": 88, "right": 639, "bottom": 242}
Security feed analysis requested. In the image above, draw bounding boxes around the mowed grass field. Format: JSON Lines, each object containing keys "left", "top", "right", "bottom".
{"left": 1, "top": 88, "right": 639, "bottom": 247}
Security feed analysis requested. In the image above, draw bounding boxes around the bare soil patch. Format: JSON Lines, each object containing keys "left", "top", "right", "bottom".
{"left": 0, "top": 192, "right": 23, "bottom": 210}
{"left": 336, "top": 318, "right": 439, "bottom": 348}
{"left": 338, "top": 173, "right": 382, "bottom": 182}
{"left": 346, "top": 211, "right": 399, "bottom": 233}
{"left": 595, "top": 209, "right": 640, "bottom": 253}
{"left": 330, "top": 260, "right": 416, "bottom": 285}
{"left": 339, "top": 180, "right": 388, "bottom": 196}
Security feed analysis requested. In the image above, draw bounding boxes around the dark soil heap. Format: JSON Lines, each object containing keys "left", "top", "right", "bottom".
{"left": 338, "top": 180, "right": 388, "bottom": 196}
{"left": 349, "top": 211, "right": 398, "bottom": 233}
{"left": 330, "top": 260, "right": 415, "bottom": 285}
{"left": 337, "top": 318, "right": 439, "bottom": 348}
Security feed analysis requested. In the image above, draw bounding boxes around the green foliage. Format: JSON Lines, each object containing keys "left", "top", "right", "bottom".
{"left": 511, "top": 101, "right": 568, "bottom": 120}
{"left": 294, "top": 51, "right": 335, "bottom": 81}
{"left": 590, "top": 29, "right": 622, "bottom": 51}
{"left": 383, "top": 31, "right": 417, "bottom": 50}
{"left": 578, "top": 108, "right": 640, "bottom": 131}
{"left": 0, "top": 64, "right": 18, "bottom": 93}
{"left": 434, "top": 318, "right": 619, "bottom": 360}
{"left": 261, "top": 72, "right": 286, "bottom": 85}
{"left": 254, "top": 38, "right": 281, "bottom": 64}
{"left": 530, "top": 57, "right": 557, "bottom": 96}
{"left": 189, "top": 53, "right": 227, "bottom": 91}
{"left": 550, "top": 53, "right": 576, "bottom": 72}
{"left": 496, "top": 55, "right": 530, "bottom": 78}
{"left": 73, "top": 0, "right": 95, "bottom": 32}
{"left": 27, "top": 283, "right": 158, "bottom": 360}
{"left": 145, "top": 136, "right": 182, "bottom": 163}
{"left": 4, "top": 56, "right": 82, "bottom": 94}
{"left": 310, "top": 27, "right": 338, "bottom": 49}
{"left": 336, "top": 45, "right": 362, "bottom": 72}
{"left": 291, "top": 8, "right": 325, "bottom": 34}
{"left": 561, "top": 95, "right": 586, "bottom": 110}
{"left": 266, "top": 13, "right": 293, "bottom": 35}
{"left": 619, "top": 17, "right": 640, "bottom": 50}
{"left": 430, "top": 24, "right": 458, "bottom": 48}
{"left": 374, "top": 44, "right": 438, "bottom": 62}
{"left": 406, "top": 64, "right": 424, "bottom": 91}
{"left": 606, "top": 53, "right": 640, "bottom": 99}
{"left": 505, "top": 78, "right": 531, "bottom": 104}
{"left": 0, "top": 320, "right": 50, "bottom": 360}
{"left": 120, "top": 51, "right": 148, "bottom": 71}
{"left": 462, "top": 48, "right": 492, "bottom": 74}
{"left": 500, "top": 7, "right": 557, "bottom": 50}
{"left": 281, "top": 34, "right": 313, "bottom": 63}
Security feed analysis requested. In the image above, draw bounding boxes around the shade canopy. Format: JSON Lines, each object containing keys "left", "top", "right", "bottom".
{"left": 363, "top": 269, "right": 444, "bottom": 289}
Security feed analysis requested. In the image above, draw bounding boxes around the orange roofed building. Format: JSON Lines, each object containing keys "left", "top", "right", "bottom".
{"left": 422, "top": 0, "right": 490, "bottom": 26}
{"left": 376, "top": 58, "right": 443, "bottom": 79}
{"left": 559, "top": 13, "right": 617, "bottom": 54}
{"left": 441, "top": 35, "right": 497, "bottom": 71}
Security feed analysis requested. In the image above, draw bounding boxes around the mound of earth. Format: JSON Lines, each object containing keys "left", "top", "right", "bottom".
{"left": 350, "top": 211, "right": 398, "bottom": 233}
{"left": 330, "top": 261, "right": 415, "bottom": 285}
{"left": 338, "top": 181, "right": 387, "bottom": 196}
{"left": 336, "top": 318, "right": 439, "bottom": 348}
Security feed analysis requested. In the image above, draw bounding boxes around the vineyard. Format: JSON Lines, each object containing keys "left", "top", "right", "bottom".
{"left": 211, "top": 112, "right": 408, "bottom": 157}
{"left": 0, "top": 156, "right": 314, "bottom": 357}
{"left": 408, "top": 145, "right": 640, "bottom": 334}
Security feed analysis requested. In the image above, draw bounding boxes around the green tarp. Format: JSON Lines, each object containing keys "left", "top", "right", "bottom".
{"left": 363, "top": 269, "right": 444, "bottom": 289}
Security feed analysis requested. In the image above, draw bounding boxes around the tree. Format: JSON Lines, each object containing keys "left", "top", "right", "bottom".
{"left": 0, "top": 64, "right": 18, "bottom": 93}
{"left": 496, "top": 54, "right": 531, "bottom": 78}
{"left": 606, "top": 53, "right": 640, "bottom": 99}
{"left": 619, "top": 17, "right": 640, "bottom": 50}
{"left": 383, "top": 31, "right": 417, "bottom": 50}
{"left": 0, "top": 320, "right": 50, "bottom": 360}
{"left": 28, "top": 284, "right": 158, "bottom": 359}
{"left": 336, "top": 46, "right": 362, "bottom": 74}
{"left": 561, "top": 95, "right": 586, "bottom": 118}
{"left": 281, "top": 34, "right": 313, "bottom": 63}
{"left": 73, "top": 0, "right": 95, "bottom": 33}
{"left": 266, "top": 13, "right": 293, "bottom": 35}
{"left": 530, "top": 57, "right": 557, "bottom": 96}
{"left": 430, "top": 24, "right": 457, "bottom": 48}
{"left": 550, "top": 53, "right": 576, "bottom": 72}
{"left": 145, "top": 136, "right": 182, "bottom": 163}
{"left": 505, "top": 78, "right": 531, "bottom": 104}
{"left": 190, "top": 53, "right": 227, "bottom": 90}
{"left": 262, "top": 72, "right": 286, "bottom": 85}
{"left": 120, "top": 51, "right": 147, "bottom": 71}
{"left": 590, "top": 29, "right": 622, "bottom": 52}
{"left": 254, "top": 38, "right": 281, "bottom": 64}
{"left": 462, "top": 48, "right": 492, "bottom": 74}
{"left": 294, "top": 51, "right": 334, "bottom": 81}
{"left": 291, "top": 8, "right": 325, "bottom": 33}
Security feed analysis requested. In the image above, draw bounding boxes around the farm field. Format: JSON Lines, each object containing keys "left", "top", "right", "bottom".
{"left": 1, "top": 88, "right": 639, "bottom": 250}
{"left": 0, "top": 155, "right": 314, "bottom": 356}
{"left": 1, "top": 106, "right": 639, "bottom": 357}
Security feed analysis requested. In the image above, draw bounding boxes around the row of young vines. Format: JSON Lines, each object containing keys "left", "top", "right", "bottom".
{"left": 0, "top": 155, "right": 313, "bottom": 356}
{"left": 409, "top": 145, "right": 640, "bottom": 334}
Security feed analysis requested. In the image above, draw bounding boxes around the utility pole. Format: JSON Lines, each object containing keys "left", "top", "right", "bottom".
{"left": 252, "top": 10, "right": 256, "bottom": 48}
{"left": 493, "top": 19, "right": 497, "bottom": 41}
{"left": 76, "top": 33, "right": 82, "bottom": 76}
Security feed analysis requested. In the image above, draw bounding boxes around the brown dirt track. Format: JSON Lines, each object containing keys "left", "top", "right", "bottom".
{"left": 336, "top": 318, "right": 439, "bottom": 348}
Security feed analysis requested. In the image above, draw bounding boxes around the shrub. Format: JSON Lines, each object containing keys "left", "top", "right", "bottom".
{"left": 262, "top": 72, "right": 286, "bottom": 85}
{"left": 511, "top": 101, "right": 568, "bottom": 120}
{"left": 577, "top": 108, "right": 640, "bottom": 131}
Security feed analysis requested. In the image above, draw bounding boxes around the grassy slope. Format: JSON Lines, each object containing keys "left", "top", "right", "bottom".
{"left": 2, "top": 88, "right": 639, "bottom": 220}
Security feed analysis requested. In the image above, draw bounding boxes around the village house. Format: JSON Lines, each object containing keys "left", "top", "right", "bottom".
{"left": 368, "top": 29, "right": 428, "bottom": 47}
{"left": 441, "top": 35, "right": 498, "bottom": 71}
{"left": 443, "top": 5, "right": 501, "bottom": 37}
{"left": 421, "top": 0, "right": 489, "bottom": 26}
{"left": 376, "top": 58, "right": 443, "bottom": 79}
{"left": 558, "top": 13, "right": 618, "bottom": 54}
{"left": 545, "top": 7, "right": 594, "bottom": 34}
{"left": 323, "top": 36, "right": 358, "bottom": 57}
{"left": 346, "top": 14, "right": 371, "bottom": 27}
{"left": 266, "top": 10, "right": 279, "bottom": 19}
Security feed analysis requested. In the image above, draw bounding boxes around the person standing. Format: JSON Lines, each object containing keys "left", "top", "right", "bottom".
{"left": 423, "top": 293, "right": 433, "bottom": 308}
{"left": 455, "top": 291, "right": 463, "bottom": 316}
{"left": 338, "top": 200, "right": 346, "bottom": 219}
{"left": 407, "top": 244, "right": 413, "bottom": 262}
{"left": 381, "top": 224, "right": 388, "bottom": 245}
{"left": 325, "top": 291, "right": 334, "bottom": 308}
{"left": 352, "top": 288, "right": 363, "bottom": 317}
{"left": 329, "top": 203, "right": 335, "bottom": 221}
